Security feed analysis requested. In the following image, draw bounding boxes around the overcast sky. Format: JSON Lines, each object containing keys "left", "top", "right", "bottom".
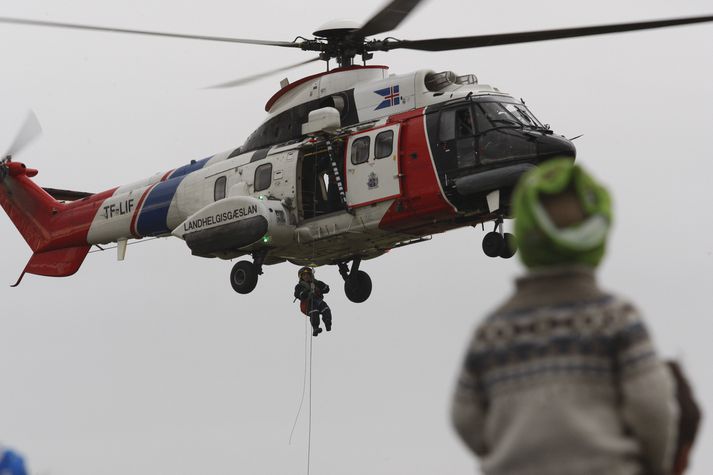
{"left": 0, "top": 1, "right": 711, "bottom": 474}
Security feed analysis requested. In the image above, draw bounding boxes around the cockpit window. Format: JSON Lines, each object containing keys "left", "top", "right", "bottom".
{"left": 476, "top": 102, "right": 544, "bottom": 131}
{"left": 456, "top": 109, "right": 474, "bottom": 137}
{"left": 439, "top": 107, "right": 474, "bottom": 142}
{"left": 477, "top": 103, "right": 518, "bottom": 128}
{"left": 516, "top": 104, "right": 544, "bottom": 128}
{"left": 504, "top": 103, "right": 544, "bottom": 128}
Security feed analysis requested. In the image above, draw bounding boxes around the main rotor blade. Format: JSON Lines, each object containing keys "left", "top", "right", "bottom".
{"left": 353, "top": 0, "right": 425, "bottom": 38}
{"left": 386, "top": 14, "right": 713, "bottom": 51}
{"left": 207, "top": 57, "right": 321, "bottom": 89}
{"left": 5, "top": 111, "right": 42, "bottom": 158}
{"left": 0, "top": 16, "right": 301, "bottom": 48}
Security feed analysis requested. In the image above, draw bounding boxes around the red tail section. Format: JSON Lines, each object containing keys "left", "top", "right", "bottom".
{"left": 0, "top": 162, "right": 62, "bottom": 252}
{"left": 0, "top": 161, "right": 111, "bottom": 283}
{"left": 16, "top": 246, "right": 91, "bottom": 284}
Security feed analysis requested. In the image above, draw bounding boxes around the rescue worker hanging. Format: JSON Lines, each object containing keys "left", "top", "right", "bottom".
{"left": 294, "top": 267, "right": 332, "bottom": 337}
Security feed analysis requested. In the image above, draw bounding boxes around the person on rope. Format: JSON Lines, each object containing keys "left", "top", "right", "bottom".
{"left": 451, "top": 159, "right": 698, "bottom": 475}
{"left": 294, "top": 267, "right": 332, "bottom": 337}
{"left": 0, "top": 446, "right": 28, "bottom": 475}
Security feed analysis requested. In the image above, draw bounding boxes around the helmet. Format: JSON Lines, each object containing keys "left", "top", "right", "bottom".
{"left": 513, "top": 159, "right": 612, "bottom": 268}
{"left": 298, "top": 266, "right": 314, "bottom": 278}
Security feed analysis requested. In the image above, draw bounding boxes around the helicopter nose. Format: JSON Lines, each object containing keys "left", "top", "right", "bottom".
{"left": 538, "top": 134, "right": 577, "bottom": 161}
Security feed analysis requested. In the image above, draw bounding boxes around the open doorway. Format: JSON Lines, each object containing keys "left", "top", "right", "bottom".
{"left": 298, "top": 144, "right": 346, "bottom": 221}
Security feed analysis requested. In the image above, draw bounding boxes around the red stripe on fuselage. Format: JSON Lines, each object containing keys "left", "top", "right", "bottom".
{"left": 379, "top": 109, "right": 457, "bottom": 233}
{"left": 161, "top": 169, "right": 175, "bottom": 181}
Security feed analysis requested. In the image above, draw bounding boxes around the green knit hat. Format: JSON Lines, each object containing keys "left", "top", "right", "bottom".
{"left": 513, "top": 159, "right": 612, "bottom": 268}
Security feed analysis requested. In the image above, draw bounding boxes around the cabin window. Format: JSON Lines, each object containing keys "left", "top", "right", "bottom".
{"left": 319, "top": 93, "right": 348, "bottom": 117}
{"left": 374, "top": 130, "right": 394, "bottom": 159}
{"left": 254, "top": 163, "right": 272, "bottom": 192}
{"left": 351, "top": 136, "right": 370, "bottom": 165}
{"left": 332, "top": 95, "right": 346, "bottom": 114}
{"left": 214, "top": 176, "right": 227, "bottom": 201}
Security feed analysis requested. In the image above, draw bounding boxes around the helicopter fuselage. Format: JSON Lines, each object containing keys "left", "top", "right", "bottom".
{"left": 0, "top": 65, "right": 575, "bottom": 288}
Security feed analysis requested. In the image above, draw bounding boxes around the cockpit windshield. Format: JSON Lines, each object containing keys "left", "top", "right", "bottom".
{"left": 476, "top": 101, "right": 545, "bottom": 130}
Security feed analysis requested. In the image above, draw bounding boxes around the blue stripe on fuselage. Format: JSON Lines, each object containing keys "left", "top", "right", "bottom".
{"left": 136, "top": 157, "right": 211, "bottom": 236}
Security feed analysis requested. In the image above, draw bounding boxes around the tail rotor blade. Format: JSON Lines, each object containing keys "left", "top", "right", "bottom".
{"left": 5, "top": 111, "right": 42, "bottom": 158}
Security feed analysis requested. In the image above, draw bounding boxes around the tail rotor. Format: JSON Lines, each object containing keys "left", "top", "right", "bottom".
{"left": 0, "top": 155, "right": 8, "bottom": 180}
{"left": 1, "top": 111, "right": 42, "bottom": 180}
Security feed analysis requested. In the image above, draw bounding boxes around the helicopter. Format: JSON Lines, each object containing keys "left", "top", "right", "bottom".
{"left": 1, "top": 1, "right": 712, "bottom": 303}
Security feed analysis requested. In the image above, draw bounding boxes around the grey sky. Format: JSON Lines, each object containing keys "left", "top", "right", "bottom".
{"left": 0, "top": 0, "right": 711, "bottom": 474}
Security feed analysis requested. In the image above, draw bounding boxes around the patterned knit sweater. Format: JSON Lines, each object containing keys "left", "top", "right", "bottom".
{"left": 452, "top": 267, "right": 678, "bottom": 475}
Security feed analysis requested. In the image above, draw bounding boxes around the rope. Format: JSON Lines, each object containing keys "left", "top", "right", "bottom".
{"left": 298, "top": 182, "right": 318, "bottom": 475}
{"left": 307, "top": 326, "right": 313, "bottom": 475}
{"left": 288, "top": 315, "right": 315, "bottom": 475}
{"left": 289, "top": 318, "right": 310, "bottom": 444}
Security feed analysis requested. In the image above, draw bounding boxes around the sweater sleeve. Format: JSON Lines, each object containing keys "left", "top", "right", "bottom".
{"left": 451, "top": 334, "right": 489, "bottom": 457}
{"left": 613, "top": 303, "right": 679, "bottom": 475}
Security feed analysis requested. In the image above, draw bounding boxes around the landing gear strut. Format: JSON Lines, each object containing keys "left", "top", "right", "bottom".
{"left": 482, "top": 218, "right": 517, "bottom": 259}
{"left": 229, "top": 250, "right": 267, "bottom": 294}
{"left": 338, "top": 258, "right": 372, "bottom": 303}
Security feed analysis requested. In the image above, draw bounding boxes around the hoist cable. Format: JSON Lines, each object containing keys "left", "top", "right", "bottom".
{"left": 289, "top": 318, "right": 311, "bottom": 444}
{"left": 288, "top": 306, "right": 314, "bottom": 475}
{"left": 307, "top": 325, "right": 314, "bottom": 475}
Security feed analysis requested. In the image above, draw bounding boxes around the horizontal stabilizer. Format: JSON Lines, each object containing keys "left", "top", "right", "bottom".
{"left": 12, "top": 245, "right": 91, "bottom": 286}
{"left": 43, "top": 187, "right": 93, "bottom": 201}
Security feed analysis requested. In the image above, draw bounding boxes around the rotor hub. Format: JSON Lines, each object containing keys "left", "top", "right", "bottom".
{"left": 313, "top": 19, "right": 361, "bottom": 38}
{"left": 304, "top": 20, "right": 376, "bottom": 67}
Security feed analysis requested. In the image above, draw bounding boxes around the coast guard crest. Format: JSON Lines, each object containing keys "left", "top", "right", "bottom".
{"left": 367, "top": 172, "right": 379, "bottom": 189}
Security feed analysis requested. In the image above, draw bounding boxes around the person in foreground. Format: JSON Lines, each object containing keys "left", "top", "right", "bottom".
{"left": 0, "top": 446, "right": 28, "bottom": 475}
{"left": 451, "top": 159, "right": 686, "bottom": 475}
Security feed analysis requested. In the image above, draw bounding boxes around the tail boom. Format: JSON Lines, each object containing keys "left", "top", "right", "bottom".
{"left": 1, "top": 161, "right": 116, "bottom": 282}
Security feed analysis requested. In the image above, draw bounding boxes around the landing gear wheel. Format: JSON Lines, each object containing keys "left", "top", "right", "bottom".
{"left": 499, "top": 233, "right": 517, "bottom": 259}
{"left": 344, "top": 270, "right": 372, "bottom": 303}
{"left": 230, "top": 260, "right": 259, "bottom": 294}
{"left": 482, "top": 231, "right": 504, "bottom": 258}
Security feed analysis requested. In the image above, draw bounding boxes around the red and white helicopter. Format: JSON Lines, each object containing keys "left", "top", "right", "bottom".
{"left": 1, "top": 1, "right": 712, "bottom": 302}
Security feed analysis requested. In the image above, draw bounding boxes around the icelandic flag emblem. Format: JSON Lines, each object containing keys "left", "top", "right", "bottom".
{"left": 374, "top": 85, "right": 400, "bottom": 110}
